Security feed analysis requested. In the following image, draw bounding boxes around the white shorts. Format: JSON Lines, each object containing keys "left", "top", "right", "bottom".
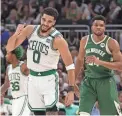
{"left": 12, "top": 95, "right": 30, "bottom": 116}
{"left": 28, "top": 72, "right": 59, "bottom": 111}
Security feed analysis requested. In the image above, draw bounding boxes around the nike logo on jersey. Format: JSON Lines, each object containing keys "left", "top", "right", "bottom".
{"left": 38, "top": 73, "right": 41, "bottom": 76}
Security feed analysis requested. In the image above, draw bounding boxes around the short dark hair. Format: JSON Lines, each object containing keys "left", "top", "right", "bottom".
{"left": 91, "top": 15, "right": 106, "bottom": 24}
{"left": 42, "top": 7, "right": 59, "bottom": 20}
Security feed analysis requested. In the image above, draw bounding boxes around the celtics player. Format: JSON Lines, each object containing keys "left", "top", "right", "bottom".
{"left": 75, "top": 15, "right": 122, "bottom": 115}
{"left": 1, "top": 46, "right": 30, "bottom": 116}
{"left": 6, "top": 7, "right": 75, "bottom": 115}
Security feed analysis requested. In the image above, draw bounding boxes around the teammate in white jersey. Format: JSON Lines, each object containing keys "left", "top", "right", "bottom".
{"left": 1, "top": 46, "right": 30, "bottom": 116}
{"left": 6, "top": 7, "right": 76, "bottom": 115}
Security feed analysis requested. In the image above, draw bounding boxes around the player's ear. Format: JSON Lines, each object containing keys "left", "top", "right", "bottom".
{"left": 91, "top": 25, "right": 94, "bottom": 31}
{"left": 53, "top": 20, "right": 56, "bottom": 25}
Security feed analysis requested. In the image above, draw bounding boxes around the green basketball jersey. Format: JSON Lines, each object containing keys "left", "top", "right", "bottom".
{"left": 85, "top": 34, "right": 114, "bottom": 78}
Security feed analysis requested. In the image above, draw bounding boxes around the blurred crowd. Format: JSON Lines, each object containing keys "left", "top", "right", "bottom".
{"left": 1, "top": 0, "right": 122, "bottom": 115}
{"left": 1, "top": 0, "right": 122, "bottom": 25}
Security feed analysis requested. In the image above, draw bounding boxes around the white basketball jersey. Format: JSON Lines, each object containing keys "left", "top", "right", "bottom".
{"left": 7, "top": 61, "right": 28, "bottom": 98}
{"left": 27, "top": 25, "right": 62, "bottom": 71}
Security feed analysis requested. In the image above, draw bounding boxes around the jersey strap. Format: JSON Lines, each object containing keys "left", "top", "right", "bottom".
{"left": 30, "top": 69, "right": 56, "bottom": 76}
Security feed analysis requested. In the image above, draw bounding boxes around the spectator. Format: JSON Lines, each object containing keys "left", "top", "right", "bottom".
{"left": 118, "top": 91, "right": 122, "bottom": 111}
{"left": 1, "top": 1, "right": 10, "bottom": 23}
{"left": 19, "top": 4, "right": 34, "bottom": 24}
{"left": 61, "top": 0, "right": 70, "bottom": 18}
{"left": 6, "top": 9, "right": 19, "bottom": 25}
{"left": 117, "top": 72, "right": 122, "bottom": 91}
{"left": 48, "top": 0, "right": 62, "bottom": 17}
{"left": 107, "top": 0, "right": 121, "bottom": 23}
{"left": 66, "top": 1, "right": 81, "bottom": 23}
{"left": 67, "top": 30, "right": 80, "bottom": 49}
{"left": 69, "top": 46, "right": 78, "bottom": 65}
{"left": 16, "top": 0, "right": 23, "bottom": 15}
{"left": 114, "top": 7, "right": 122, "bottom": 24}
{"left": 81, "top": 0, "right": 96, "bottom": 20}
{"left": 58, "top": 68, "right": 68, "bottom": 92}
{"left": 33, "top": 5, "right": 44, "bottom": 24}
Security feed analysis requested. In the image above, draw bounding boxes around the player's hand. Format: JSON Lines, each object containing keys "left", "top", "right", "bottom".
{"left": 74, "top": 84, "right": 80, "bottom": 98}
{"left": 15, "top": 24, "right": 26, "bottom": 35}
{"left": 86, "top": 55, "right": 100, "bottom": 64}
{"left": 65, "top": 91, "right": 74, "bottom": 107}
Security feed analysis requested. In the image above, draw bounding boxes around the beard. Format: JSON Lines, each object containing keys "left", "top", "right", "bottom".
{"left": 93, "top": 31, "right": 104, "bottom": 36}
{"left": 40, "top": 25, "right": 53, "bottom": 33}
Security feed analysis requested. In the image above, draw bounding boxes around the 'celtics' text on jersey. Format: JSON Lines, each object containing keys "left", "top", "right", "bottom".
{"left": 27, "top": 25, "right": 62, "bottom": 72}
{"left": 7, "top": 61, "right": 28, "bottom": 98}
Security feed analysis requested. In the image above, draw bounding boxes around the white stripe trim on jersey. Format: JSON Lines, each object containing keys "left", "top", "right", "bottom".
{"left": 106, "top": 37, "right": 112, "bottom": 54}
{"left": 80, "top": 112, "right": 90, "bottom": 116}
{"left": 84, "top": 35, "right": 89, "bottom": 49}
{"left": 91, "top": 34, "right": 107, "bottom": 44}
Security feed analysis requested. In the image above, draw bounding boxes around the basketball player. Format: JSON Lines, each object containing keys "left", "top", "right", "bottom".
{"left": 6, "top": 7, "right": 75, "bottom": 115}
{"left": 1, "top": 46, "right": 30, "bottom": 116}
{"left": 75, "top": 15, "right": 122, "bottom": 115}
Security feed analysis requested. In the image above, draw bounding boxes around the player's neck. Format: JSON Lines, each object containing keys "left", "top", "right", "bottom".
{"left": 40, "top": 27, "right": 54, "bottom": 37}
{"left": 93, "top": 34, "right": 105, "bottom": 42}
{"left": 12, "top": 60, "right": 19, "bottom": 68}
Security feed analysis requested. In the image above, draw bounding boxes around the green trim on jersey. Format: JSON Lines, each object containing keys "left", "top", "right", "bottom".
{"left": 30, "top": 69, "right": 56, "bottom": 76}
{"left": 37, "top": 26, "right": 56, "bottom": 38}
{"left": 12, "top": 95, "right": 27, "bottom": 99}
{"left": 91, "top": 34, "right": 107, "bottom": 44}
{"left": 50, "top": 33, "right": 62, "bottom": 51}
{"left": 85, "top": 34, "right": 114, "bottom": 78}
{"left": 4, "top": 98, "right": 12, "bottom": 105}
{"left": 46, "top": 73, "right": 58, "bottom": 108}
{"left": 28, "top": 73, "right": 58, "bottom": 111}
{"left": 28, "top": 103, "right": 46, "bottom": 111}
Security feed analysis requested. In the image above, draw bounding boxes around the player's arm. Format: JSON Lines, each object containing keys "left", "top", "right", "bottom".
{"left": 1, "top": 70, "right": 10, "bottom": 95}
{"left": 54, "top": 36, "right": 75, "bottom": 87}
{"left": 21, "top": 63, "right": 29, "bottom": 76}
{"left": 75, "top": 36, "right": 86, "bottom": 79}
{"left": 6, "top": 25, "right": 34, "bottom": 52}
{"left": 88, "top": 39, "right": 122, "bottom": 71}
{"left": 54, "top": 36, "right": 75, "bottom": 106}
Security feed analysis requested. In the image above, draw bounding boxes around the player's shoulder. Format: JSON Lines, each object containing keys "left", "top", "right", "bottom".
{"left": 80, "top": 35, "right": 89, "bottom": 44}
{"left": 107, "top": 37, "right": 119, "bottom": 46}
{"left": 107, "top": 37, "right": 120, "bottom": 50}
{"left": 51, "top": 28, "right": 63, "bottom": 38}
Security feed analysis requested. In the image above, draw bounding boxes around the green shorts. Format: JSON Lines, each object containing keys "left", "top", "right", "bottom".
{"left": 79, "top": 77, "right": 121, "bottom": 115}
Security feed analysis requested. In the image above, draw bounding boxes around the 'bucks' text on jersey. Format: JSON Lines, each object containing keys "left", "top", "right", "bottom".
{"left": 85, "top": 34, "right": 114, "bottom": 78}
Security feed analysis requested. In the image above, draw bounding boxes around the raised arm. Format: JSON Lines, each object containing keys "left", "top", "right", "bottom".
{"left": 6, "top": 25, "right": 34, "bottom": 52}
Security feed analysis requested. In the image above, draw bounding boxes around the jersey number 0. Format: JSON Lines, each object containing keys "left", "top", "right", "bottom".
{"left": 33, "top": 51, "right": 41, "bottom": 63}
